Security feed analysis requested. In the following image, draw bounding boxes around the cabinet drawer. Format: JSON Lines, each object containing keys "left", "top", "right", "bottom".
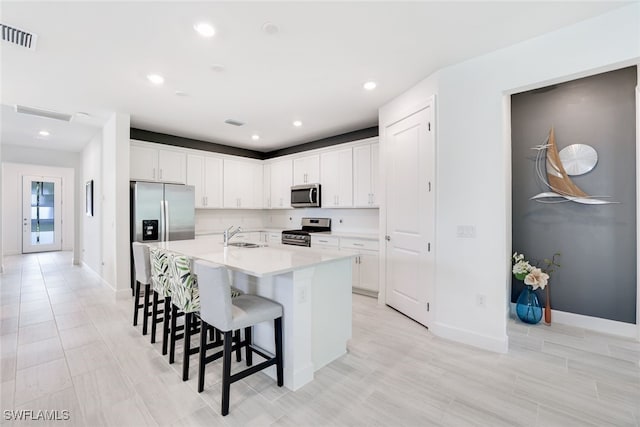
{"left": 311, "top": 235, "right": 339, "bottom": 247}
{"left": 340, "top": 238, "right": 379, "bottom": 251}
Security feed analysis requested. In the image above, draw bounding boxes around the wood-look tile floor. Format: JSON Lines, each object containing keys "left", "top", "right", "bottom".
{"left": 1, "top": 251, "right": 639, "bottom": 426}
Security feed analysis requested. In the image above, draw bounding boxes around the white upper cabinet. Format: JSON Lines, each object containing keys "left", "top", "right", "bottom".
{"left": 269, "top": 159, "right": 293, "bottom": 209}
{"left": 320, "top": 147, "right": 353, "bottom": 208}
{"left": 263, "top": 163, "right": 271, "bottom": 209}
{"left": 130, "top": 141, "right": 186, "bottom": 184}
{"left": 187, "top": 154, "right": 223, "bottom": 208}
{"left": 293, "top": 154, "right": 319, "bottom": 185}
{"left": 223, "top": 158, "right": 263, "bottom": 209}
{"left": 353, "top": 141, "right": 379, "bottom": 207}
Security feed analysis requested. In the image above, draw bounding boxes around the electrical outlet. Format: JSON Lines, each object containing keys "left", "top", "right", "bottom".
{"left": 476, "top": 294, "right": 486, "bottom": 307}
{"left": 298, "top": 288, "right": 307, "bottom": 304}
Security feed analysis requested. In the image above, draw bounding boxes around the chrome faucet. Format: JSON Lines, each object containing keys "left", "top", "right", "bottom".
{"left": 223, "top": 226, "right": 242, "bottom": 247}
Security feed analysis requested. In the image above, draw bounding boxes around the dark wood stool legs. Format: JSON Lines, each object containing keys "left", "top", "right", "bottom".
{"left": 133, "top": 282, "right": 151, "bottom": 336}
{"left": 197, "top": 317, "right": 284, "bottom": 416}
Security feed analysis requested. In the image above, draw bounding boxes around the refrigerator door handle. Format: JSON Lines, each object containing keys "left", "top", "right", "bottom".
{"left": 160, "top": 200, "right": 165, "bottom": 242}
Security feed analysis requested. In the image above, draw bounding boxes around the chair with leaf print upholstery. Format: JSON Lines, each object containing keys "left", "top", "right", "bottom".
{"left": 149, "top": 246, "right": 172, "bottom": 355}
{"left": 132, "top": 242, "right": 152, "bottom": 335}
{"left": 168, "top": 253, "right": 245, "bottom": 381}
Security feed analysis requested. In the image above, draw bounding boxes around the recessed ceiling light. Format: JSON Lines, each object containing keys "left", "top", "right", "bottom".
{"left": 174, "top": 90, "right": 188, "bottom": 96}
{"left": 210, "top": 64, "right": 225, "bottom": 73}
{"left": 194, "top": 22, "right": 215, "bottom": 38}
{"left": 262, "top": 22, "right": 279, "bottom": 35}
{"left": 251, "top": 134, "right": 260, "bottom": 141}
{"left": 38, "top": 130, "right": 50, "bottom": 136}
{"left": 363, "top": 81, "right": 377, "bottom": 91}
{"left": 293, "top": 120, "right": 302, "bottom": 127}
{"left": 147, "top": 74, "right": 164, "bottom": 85}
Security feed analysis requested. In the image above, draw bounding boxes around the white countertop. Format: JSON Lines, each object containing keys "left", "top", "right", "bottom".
{"left": 154, "top": 236, "right": 352, "bottom": 277}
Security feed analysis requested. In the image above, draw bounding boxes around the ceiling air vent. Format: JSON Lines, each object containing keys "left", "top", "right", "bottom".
{"left": 224, "top": 119, "right": 245, "bottom": 127}
{"left": 15, "top": 105, "right": 72, "bottom": 122}
{"left": 1, "top": 23, "right": 38, "bottom": 50}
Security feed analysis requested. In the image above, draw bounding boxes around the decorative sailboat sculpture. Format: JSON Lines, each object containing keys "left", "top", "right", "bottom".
{"left": 530, "top": 128, "right": 616, "bottom": 204}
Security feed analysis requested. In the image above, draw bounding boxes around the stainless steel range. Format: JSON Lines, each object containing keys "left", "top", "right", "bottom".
{"left": 282, "top": 217, "right": 331, "bottom": 247}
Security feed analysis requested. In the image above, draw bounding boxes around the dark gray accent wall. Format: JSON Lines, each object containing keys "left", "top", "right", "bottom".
{"left": 130, "top": 128, "right": 263, "bottom": 159}
{"left": 129, "top": 126, "right": 379, "bottom": 160}
{"left": 511, "top": 66, "right": 637, "bottom": 323}
{"left": 263, "top": 127, "right": 378, "bottom": 159}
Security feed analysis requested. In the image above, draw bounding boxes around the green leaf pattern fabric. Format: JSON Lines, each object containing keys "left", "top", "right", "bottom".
{"left": 169, "top": 254, "right": 200, "bottom": 313}
{"left": 149, "top": 247, "right": 172, "bottom": 297}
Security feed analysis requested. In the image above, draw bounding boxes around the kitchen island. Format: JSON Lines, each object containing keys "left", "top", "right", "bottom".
{"left": 154, "top": 236, "right": 353, "bottom": 390}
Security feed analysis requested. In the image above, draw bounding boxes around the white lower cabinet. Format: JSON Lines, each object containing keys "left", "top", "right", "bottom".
{"left": 310, "top": 235, "right": 340, "bottom": 250}
{"left": 265, "top": 232, "right": 282, "bottom": 246}
{"left": 339, "top": 238, "right": 379, "bottom": 295}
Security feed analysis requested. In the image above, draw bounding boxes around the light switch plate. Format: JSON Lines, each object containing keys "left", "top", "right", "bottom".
{"left": 457, "top": 225, "right": 476, "bottom": 238}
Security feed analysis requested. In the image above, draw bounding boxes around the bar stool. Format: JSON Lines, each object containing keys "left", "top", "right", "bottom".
{"left": 149, "top": 247, "right": 172, "bottom": 355}
{"left": 167, "top": 253, "right": 201, "bottom": 380}
{"left": 193, "top": 260, "right": 283, "bottom": 416}
{"left": 131, "top": 242, "right": 152, "bottom": 335}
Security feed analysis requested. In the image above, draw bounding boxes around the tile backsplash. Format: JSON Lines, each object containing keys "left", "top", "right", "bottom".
{"left": 195, "top": 208, "right": 379, "bottom": 235}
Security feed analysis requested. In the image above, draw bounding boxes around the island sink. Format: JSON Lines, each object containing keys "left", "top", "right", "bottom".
{"left": 227, "top": 241, "right": 262, "bottom": 248}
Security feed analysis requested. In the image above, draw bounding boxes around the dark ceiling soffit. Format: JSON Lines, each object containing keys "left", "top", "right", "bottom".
{"left": 130, "top": 128, "right": 263, "bottom": 159}
{"left": 130, "top": 125, "right": 379, "bottom": 161}
{"left": 263, "top": 126, "right": 379, "bottom": 159}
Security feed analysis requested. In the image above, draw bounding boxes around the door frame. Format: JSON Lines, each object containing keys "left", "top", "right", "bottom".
{"left": 378, "top": 95, "right": 437, "bottom": 317}
{"left": 22, "top": 175, "right": 63, "bottom": 253}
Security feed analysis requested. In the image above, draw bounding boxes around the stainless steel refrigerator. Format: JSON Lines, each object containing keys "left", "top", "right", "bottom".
{"left": 130, "top": 182, "right": 195, "bottom": 243}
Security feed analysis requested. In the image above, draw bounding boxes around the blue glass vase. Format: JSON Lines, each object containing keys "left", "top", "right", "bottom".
{"left": 516, "top": 285, "right": 542, "bottom": 324}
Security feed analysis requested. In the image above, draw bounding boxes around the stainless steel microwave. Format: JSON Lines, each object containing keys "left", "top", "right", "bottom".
{"left": 291, "top": 183, "right": 321, "bottom": 208}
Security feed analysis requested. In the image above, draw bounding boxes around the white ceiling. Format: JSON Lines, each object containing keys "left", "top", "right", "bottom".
{"left": 0, "top": 1, "right": 629, "bottom": 153}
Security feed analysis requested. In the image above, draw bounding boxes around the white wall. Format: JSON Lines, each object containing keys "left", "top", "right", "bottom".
{"left": 380, "top": 4, "right": 640, "bottom": 352}
{"left": 102, "top": 113, "right": 131, "bottom": 295}
{"left": 1, "top": 161, "right": 76, "bottom": 260}
{"left": 81, "top": 133, "right": 103, "bottom": 274}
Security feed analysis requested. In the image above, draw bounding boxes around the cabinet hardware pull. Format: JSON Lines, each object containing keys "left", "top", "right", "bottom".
{"left": 159, "top": 169, "right": 163, "bottom": 180}
{"left": 152, "top": 168, "right": 156, "bottom": 180}
{"left": 385, "top": 235, "right": 391, "bottom": 241}
{"left": 353, "top": 243, "right": 364, "bottom": 247}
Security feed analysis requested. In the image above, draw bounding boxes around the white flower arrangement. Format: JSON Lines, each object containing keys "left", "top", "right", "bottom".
{"left": 512, "top": 252, "right": 560, "bottom": 290}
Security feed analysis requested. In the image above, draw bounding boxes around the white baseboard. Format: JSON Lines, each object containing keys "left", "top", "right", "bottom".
{"left": 81, "top": 261, "right": 117, "bottom": 292}
{"left": 509, "top": 303, "right": 637, "bottom": 339}
{"left": 431, "top": 322, "right": 509, "bottom": 353}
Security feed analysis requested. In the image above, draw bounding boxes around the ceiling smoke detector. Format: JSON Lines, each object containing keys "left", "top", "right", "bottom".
{"left": 224, "top": 119, "right": 245, "bottom": 127}
{"left": 1, "top": 23, "right": 38, "bottom": 50}
{"left": 15, "top": 105, "right": 72, "bottom": 122}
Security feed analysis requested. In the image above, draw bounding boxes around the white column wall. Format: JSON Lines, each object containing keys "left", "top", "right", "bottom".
{"left": 101, "top": 113, "right": 130, "bottom": 294}
{"left": 81, "top": 133, "right": 103, "bottom": 274}
{"left": 380, "top": 4, "right": 640, "bottom": 352}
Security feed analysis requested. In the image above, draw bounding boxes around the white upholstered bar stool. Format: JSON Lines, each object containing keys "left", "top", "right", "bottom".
{"left": 131, "top": 242, "right": 152, "bottom": 335}
{"left": 193, "top": 260, "right": 283, "bottom": 416}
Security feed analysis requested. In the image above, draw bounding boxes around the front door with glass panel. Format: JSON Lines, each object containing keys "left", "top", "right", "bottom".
{"left": 22, "top": 176, "right": 62, "bottom": 253}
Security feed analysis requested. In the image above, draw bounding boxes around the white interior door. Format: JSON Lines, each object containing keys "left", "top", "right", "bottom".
{"left": 22, "top": 176, "right": 63, "bottom": 253}
{"left": 385, "top": 106, "right": 435, "bottom": 327}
